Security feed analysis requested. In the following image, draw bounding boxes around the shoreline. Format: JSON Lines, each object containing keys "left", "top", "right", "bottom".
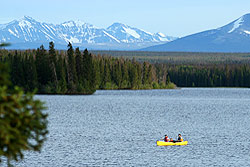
{"left": 34, "top": 87, "right": 250, "bottom": 95}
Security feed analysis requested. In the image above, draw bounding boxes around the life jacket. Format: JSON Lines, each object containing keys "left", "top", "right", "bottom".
{"left": 164, "top": 136, "right": 169, "bottom": 142}
{"left": 178, "top": 136, "right": 183, "bottom": 142}
{"left": 170, "top": 138, "right": 173, "bottom": 142}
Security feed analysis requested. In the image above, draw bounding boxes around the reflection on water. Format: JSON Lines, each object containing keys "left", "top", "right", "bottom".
{"left": 14, "top": 88, "right": 250, "bottom": 166}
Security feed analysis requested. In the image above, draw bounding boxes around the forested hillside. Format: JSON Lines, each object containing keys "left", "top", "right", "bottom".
{"left": 90, "top": 50, "right": 250, "bottom": 65}
{"left": 0, "top": 42, "right": 175, "bottom": 94}
{"left": 92, "top": 50, "right": 250, "bottom": 87}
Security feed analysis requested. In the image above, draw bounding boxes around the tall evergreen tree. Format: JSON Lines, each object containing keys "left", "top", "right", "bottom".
{"left": 102, "top": 59, "right": 111, "bottom": 88}
{"left": 66, "top": 42, "right": 77, "bottom": 93}
{"left": 82, "top": 49, "right": 96, "bottom": 93}
{"left": 75, "top": 47, "right": 83, "bottom": 84}
{"left": 48, "top": 41, "right": 58, "bottom": 87}
{"left": 10, "top": 51, "right": 25, "bottom": 88}
{"left": 35, "top": 45, "right": 51, "bottom": 92}
{"left": 56, "top": 53, "right": 67, "bottom": 93}
{"left": 23, "top": 52, "right": 38, "bottom": 91}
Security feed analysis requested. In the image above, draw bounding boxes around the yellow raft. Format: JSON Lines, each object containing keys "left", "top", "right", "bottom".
{"left": 156, "top": 140, "right": 188, "bottom": 146}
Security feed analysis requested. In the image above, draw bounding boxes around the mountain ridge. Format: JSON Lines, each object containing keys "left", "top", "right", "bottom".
{"left": 141, "top": 13, "right": 250, "bottom": 52}
{"left": 140, "top": 14, "right": 250, "bottom": 52}
{"left": 0, "top": 16, "right": 177, "bottom": 50}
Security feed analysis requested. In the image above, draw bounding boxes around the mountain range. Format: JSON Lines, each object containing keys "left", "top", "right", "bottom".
{"left": 2, "top": 14, "right": 250, "bottom": 52}
{"left": 142, "top": 13, "right": 250, "bottom": 52}
{"left": 0, "top": 16, "right": 176, "bottom": 50}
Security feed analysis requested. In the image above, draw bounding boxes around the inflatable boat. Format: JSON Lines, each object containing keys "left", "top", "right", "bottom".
{"left": 156, "top": 140, "right": 188, "bottom": 146}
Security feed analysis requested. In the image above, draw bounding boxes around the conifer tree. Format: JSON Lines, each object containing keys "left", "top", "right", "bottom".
{"left": 23, "top": 52, "right": 38, "bottom": 91}
{"left": 0, "top": 62, "right": 48, "bottom": 167}
{"left": 10, "top": 51, "right": 24, "bottom": 87}
{"left": 75, "top": 47, "right": 83, "bottom": 84}
{"left": 113, "top": 60, "right": 122, "bottom": 87}
{"left": 102, "top": 59, "right": 111, "bottom": 88}
{"left": 66, "top": 42, "right": 77, "bottom": 93}
{"left": 147, "top": 64, "right": 153, "bottom": 85}
{"left": 48, "top": 41, "right": 58, "bottom": 87}
{"left": 82, "top": 49, "right": 96, "bottom": 93}
{"left": 130, "top": 62, "right": 139, "bottom": 89}
{"left": 121, "top": 60, "right": 129, "bottom": 88}
{"left": 93, "top": 57, "right": 101, "bottom": 89}
{"left": 56, "top": 53, "right": 67, "bottom": 93}
{"left": 35, "top": 45, "right": 51, "bottom": 92}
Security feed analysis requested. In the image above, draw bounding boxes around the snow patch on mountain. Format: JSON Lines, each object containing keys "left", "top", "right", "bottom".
{"left": 157, "top": 32, "right": 166, "bottom": 37}
{"left": 59, "top": 33, "right": 69, "bottom": 43}
{"left": 41, "top": 30, "right": 54, "bottom": 40}
{"left": 244, "top": 30, "right": 250, "bottom": 35}
{"left": 75, "top": 20, "right": 86, "bottom": 27}
{"left": 18, "top": 19, "right": 33, "bottom": 29}
{"left": 158, "top": 36, "right": 169, "bottom": 42}
{"left": 61, "top": 21, "right": 75, "bottom": 27}
{"left": 8, "top": 29, "right": 17, "bottom": 37}
{"left": 69, "top": 36, "right": 80, "bottom": 43}
{"left": 228, "top": 17, "right": 243, "bottom": 33}
{"left": 103, "top": 31, "right": 120, "bottom": 43}
{"left": 122, "top": 27, "right": 140, "bottom": 39}
{"left": 43, "top": 24, "right": 56, "bottom": 36}
{"left": 139, "top": 29, "right": 153, "bottom": 35}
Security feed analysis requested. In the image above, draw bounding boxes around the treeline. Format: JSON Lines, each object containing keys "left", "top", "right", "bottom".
{"left": 2, "top": 43, "right": 249, "bottom": 90}
{"left": 165, "top": 64, "right": 250, "bottom": 87}
{"left": 92, "top": 51, "right": 250, "bottom": 87}
{"left": 0, "top": 42, "right": 175, "bottom": 94}
{"left": 91, "top": 50, "right": 250, "bottom": 65}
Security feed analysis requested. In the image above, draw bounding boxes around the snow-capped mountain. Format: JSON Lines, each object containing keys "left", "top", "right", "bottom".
{"left": 0, "top": 16, "right": 177, "bottom": 50}
{"left": 142, "top": 13, "right": 250, "bottom": 52}
{"left": 106, "top": 22, "right": 175, "bottom": 43}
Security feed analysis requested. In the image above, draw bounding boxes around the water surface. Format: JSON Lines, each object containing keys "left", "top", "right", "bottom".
{"left": 15, "top": 88, "right": 250, "bottom": 166}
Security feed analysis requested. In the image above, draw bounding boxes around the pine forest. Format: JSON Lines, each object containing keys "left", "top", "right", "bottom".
{"left": 0, "top": 42, "right": 175, "bottom": 95}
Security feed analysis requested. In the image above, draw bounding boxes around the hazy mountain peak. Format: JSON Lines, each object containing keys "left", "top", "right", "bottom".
{"left": 60, "top": 20, "right": 98, "bottom": 29}
{"left": 61, "top": 20, "right": 75, "bottom": 27}
{"left": 228, "top": 16, "right": 244, "bottom": 33}
{"left": 22, "top": 16, "right": 35, "bottom": 21}
{"left": 109, "top": 22, "right": 128, "bottom": 28}
{"left": 107, "top": 22, "right": 130, "bottom": 32}
{"left": 242, "top": 13, "right": 250, "bottom": 21}
{"left": 75, "top": 20, "right": 86, "bottom": 27}
{"left": 142, "top": 13, "right": 250, "bottom": 52}
{"left": 222, "top": 13, "right": 250, "bottom": 34}
{"left": 19, "top": 16, "right": 38, "bottom": 25}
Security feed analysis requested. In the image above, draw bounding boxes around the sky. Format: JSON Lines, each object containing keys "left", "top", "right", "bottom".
{"left": 1, "top": 0, "right": 250, "bottom": 37}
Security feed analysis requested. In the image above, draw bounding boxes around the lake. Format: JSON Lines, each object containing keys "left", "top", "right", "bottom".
{"left": 15, "top": 88, "right": 250, "bottom": 166}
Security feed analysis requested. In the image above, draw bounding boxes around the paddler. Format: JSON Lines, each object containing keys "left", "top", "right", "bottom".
{"left": 177, "top": 134, "right": 183, "bottom": 142}
{"left": 164, "top": 135, "right": 170, "bottom": 142}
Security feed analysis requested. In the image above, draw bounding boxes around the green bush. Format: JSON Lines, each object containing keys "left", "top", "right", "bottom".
{"left": 165, "top": 82, "right": 177, "bottom": 89}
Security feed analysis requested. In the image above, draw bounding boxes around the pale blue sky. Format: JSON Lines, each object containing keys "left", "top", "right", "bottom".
{"left": 1, "top": 0, "right": 250, "bottom": 37}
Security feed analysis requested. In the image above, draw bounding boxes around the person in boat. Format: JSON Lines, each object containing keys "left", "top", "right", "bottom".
{"left": 170, "top": 138, "right": 174, "bottom": 142}
{"left": 164, "top": 135, "right": 170, "bottom": 142}
{"left": 177, "top": 134, "right": 183, "bottom": 142}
